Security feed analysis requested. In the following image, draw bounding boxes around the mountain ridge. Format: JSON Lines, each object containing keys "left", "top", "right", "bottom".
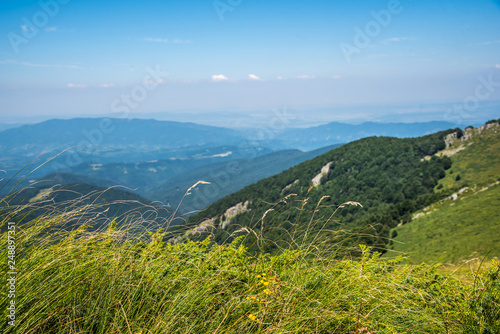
{"left": 179, "top": 128, "right": 458, "bottom": 253}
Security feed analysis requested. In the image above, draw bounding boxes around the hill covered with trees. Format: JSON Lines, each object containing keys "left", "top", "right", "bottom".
{"left": 181, "top": 127, "right": 459, "bottom": 254}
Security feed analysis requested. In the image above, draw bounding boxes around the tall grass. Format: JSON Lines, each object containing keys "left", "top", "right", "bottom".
{"left": 1, "top": 186, "right": 499, "bottom": 333}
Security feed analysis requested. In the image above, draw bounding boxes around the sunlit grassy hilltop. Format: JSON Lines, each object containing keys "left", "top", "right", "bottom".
{"left": 389, "top": 121, "right": 500, "bottom": 265}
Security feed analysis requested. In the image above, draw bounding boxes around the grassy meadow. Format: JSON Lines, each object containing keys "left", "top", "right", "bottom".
{"left": 388, "top": 123, "right": 500, "bottom": 266}
{"left": 1, "top": 195, "right": 499, "bottom": 334}
{"left": 388, "top": 183, "right": 500, "bottom": 264}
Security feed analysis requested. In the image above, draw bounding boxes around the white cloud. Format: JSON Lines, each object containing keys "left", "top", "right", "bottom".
{"left": 67, "top": 83, "right": 87, "bottom": 88}
{"left": 45, "top": 26, "right": 57, "bottom": 32}
{"left": 296, "top": 75, "right": 316, "bottom": 80}
{"left": 212, "top": 74, "right": 229, "bottom": 82}
{"left": 495, "top": 64, "right": 500, "bottom": 69}
{"left": 277, "top": 76, "right": 285, "bottom": 80}
{"left": 99, "top": 83, "right": 115, "bottom": 88}
{"left": 332, "top": 75, "right": 341, "bottom": 79}
{"left": 248, "top": 74, "right": 261, "bottom": 81}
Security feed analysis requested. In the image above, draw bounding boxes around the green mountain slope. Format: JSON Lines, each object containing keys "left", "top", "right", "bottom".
{"left": 389, "top": 184, "right": 499, "bottom": 264}
{"left": 180, "top": 129, "right": 457, "bottom": 253}
{"left": 388, "top": 120, "right": 500, "bottom": 264}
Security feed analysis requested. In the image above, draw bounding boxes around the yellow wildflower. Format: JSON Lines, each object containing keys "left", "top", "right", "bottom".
{"left": 248, "top": 313, "right": 259, "bottom": 322}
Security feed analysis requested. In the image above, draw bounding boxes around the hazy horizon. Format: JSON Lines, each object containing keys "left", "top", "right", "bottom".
{"left": 1, "top": 0, "right": 500, "bottom": 126}
{"left": 0, "top": 99, "right": 498, "bottom": 129}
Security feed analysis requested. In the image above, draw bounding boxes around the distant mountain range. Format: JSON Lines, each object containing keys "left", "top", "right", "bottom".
{"left": 0, "top": 118, "right": 243, "bottom": 154}
{"left": 0, "top": 117, "right": 456, "bottom": 183}
{"left": 0, "top": 118, "right": 269, "bottom": 188}
{"left": 0, "top": 118, "right": 246, "bottom": 171}
{"left": 1, "top": 117, "right": 460, "bottom": 215}
{"left": 0, "top": 118, "right": 458, "bottom": 161}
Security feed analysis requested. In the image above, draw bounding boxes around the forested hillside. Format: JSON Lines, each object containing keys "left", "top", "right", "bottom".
{"left": 181, "top": 128, "right": 458, "bottom": 254}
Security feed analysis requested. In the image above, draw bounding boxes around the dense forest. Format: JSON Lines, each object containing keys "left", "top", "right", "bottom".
{"left": 182, "top": 129, "right": 459, "bottom": 254}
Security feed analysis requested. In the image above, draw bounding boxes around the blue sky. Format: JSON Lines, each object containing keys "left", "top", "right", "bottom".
{"left": 0, "top": 0, "right": 499, "bottom": 126}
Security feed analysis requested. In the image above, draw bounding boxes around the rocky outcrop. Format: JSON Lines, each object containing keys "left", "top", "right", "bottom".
{"left": 312, "top": 162, "right": 333, "bottom": 186}
{"left": 282, "top": 179, "right": 299, "bottom": 193}
{"left": 220, "top": 201, "right": 250, "bottom": 229}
